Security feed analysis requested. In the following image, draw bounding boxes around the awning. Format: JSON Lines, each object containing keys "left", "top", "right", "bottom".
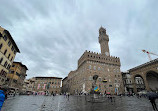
{"left": 106, "top": 92, "right": 110, "bottom": 94}
{"left": 103, "top": 80, "right": 107, "bottom": 82}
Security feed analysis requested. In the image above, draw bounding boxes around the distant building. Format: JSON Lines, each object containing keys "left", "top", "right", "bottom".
{"left": 121, "top": 72, "right": 133, "bottom": 94}
{"left": 62, "top": 76, "right": 68, "bottom": 93}
{"left": 22, "top": 78, "right": 35, "bottom": 94}
{"left": 0, "top": 26, "right": 20, "bottom": 85}
{"left": 22, "top": 79, "right": 30, "bottom": 93}
{"left": 6, "top": 62, "right": 28, "bottom": 93}
{"left": 33, "top": 77, "right": 62, "bottom": 94}
{"left": 64, "top": 27, "right": 124, "bottom": 95}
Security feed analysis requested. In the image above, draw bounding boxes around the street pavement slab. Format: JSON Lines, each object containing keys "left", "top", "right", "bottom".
{"left": 1, "top": 95, "right": 158, "bottom": 111}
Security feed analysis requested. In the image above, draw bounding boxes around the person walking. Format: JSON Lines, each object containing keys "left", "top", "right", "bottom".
{"left": 109, "top": 94, "right": 113, "bottom": 102}
{"left": 0, "top": 87, "right": 6, "bottom": 111}
{"left": 67, "top": 93, "right": 70, "bottom": 99}
{"left": 149, "top": 97, "right": 158, "bottom": 111}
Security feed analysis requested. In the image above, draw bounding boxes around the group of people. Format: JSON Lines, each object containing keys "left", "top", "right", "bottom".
{"left": 107, "top": 94, "right": 116, "bottom": 102}
{"left": 64, "top": 92, "right": 70, "bottom": 99}
{"left": 126, "top": 91, "right": 158, "bottom": 111}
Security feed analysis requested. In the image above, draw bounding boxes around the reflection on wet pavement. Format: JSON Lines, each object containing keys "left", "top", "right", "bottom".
{"left": 2, "top": 95, "right": 158, "bottom": 111}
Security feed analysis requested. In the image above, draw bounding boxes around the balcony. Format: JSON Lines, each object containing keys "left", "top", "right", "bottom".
{"left": 125, "top": 84, "right": 133, "bottom": 88}
{"left": 136, "top": 84, "right": 145, "bottom": 88}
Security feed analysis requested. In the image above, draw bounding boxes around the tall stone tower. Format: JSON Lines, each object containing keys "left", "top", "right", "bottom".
{"left": 65, "top": 27, "right": 124, "bottom": 95}
{"left": 98, "top": 27, "right": 110, "bottom": 56}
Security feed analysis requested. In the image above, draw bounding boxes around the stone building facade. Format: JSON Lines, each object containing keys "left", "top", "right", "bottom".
{"left": 62, "top": 76, "right": 68, "bottom": 93}
{"left": 122, "top": 72, "right": 133, "bottom": 94}
{"left": 0, "top": 26, "right": 20, "bottom": 85}
{"left": 129, "top": 58, "right": 158, "bottom": 93}
{"left": 33, "top": 77, "right": 62, "bottom": 94}
{"left": 6, "top": 62, "right": 28, "bottom": 93}
{"left": 22, "top": 78, "right": 35, "bottom": 94}
{"left": 65, "top": 27, "right": 124, "bottom": 95}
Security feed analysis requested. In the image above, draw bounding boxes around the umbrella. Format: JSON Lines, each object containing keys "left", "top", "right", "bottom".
{"left": 146, "top": 92, "right": 158, "bottom": 99}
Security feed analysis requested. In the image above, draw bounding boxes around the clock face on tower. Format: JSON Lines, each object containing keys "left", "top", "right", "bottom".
{"left": 105, "top": 52, "right": 109, "bottom": 56}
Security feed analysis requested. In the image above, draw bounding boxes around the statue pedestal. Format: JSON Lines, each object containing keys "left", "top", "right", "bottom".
{"left": 86, "top": 75, "right": 105, "bottom": 103}
{"left": 93, "top": 94, "right": 98, "bottom": 99}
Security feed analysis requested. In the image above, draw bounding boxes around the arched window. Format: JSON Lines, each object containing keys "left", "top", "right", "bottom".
{"left": 0, "top": 33, "right": 2, "bottom": 37}
{"left": 4, "top": 49, "right": 7, "bottom": 55}
{"left": 11, "top": 57, "right": 13, "bottom": 61}
{"left": 8, "top": 54, "right": 10, "bottom": 59}
{"left": 11, "top": 46, "right": 14, "bottom": 51}
{"left": 3, "top": 35, "right": 7, "bottom": 41}
{"left": 0, "top": 69, "right": 4, "bottom": 75}
{"left": 7, "top": 64, "right": 11, "bottom": 69}
{"left": 0, "top": 58, "right": 3, "bottom": 64}
{"left": 8, "top": 41, "right": 11, "bottom": 47}
{"left": 93, "top": 66, "right": 96, "bottom": 70}
{"left": 89, "top": 65, "right": 91, "bottom": 69}
{"left": 98, "top": 77, "right": 102, "bottom": 82}
{"left": 0, "top": 43, "right": 2, "bottom": 49}
{"left": 4, "top": 61, "right": 8, "bottom": 68}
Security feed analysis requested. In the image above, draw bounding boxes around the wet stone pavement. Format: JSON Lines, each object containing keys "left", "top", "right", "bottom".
{"left": 1, "top": 95, "right": 158, "bottom": 111}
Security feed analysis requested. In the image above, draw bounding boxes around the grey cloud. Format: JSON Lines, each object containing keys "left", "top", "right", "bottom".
{"left": 0, "top": 0, "right": 158, "bottom": 78}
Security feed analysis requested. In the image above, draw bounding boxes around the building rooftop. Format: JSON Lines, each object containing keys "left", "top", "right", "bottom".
{"left": 35, "top": 77, "right": 62, "bottom": 79}
{"left": 13, "top": 61, "right": 28, "bottom": 70}
{"left": 0, "top": 26, "right": 20, "bottom": 53}
{"left": 62, "top": 76, "right": 68, "bottom": 81}
{"left": 129, "top": 58, "right": 158, "bottom": 72}
{"left": 78, "top": 50, "right": 120, "bottom": 67}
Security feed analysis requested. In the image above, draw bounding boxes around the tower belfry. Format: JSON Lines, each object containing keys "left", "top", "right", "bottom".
{"left": 98, "top": 27, "right": 110, "bottom": 56}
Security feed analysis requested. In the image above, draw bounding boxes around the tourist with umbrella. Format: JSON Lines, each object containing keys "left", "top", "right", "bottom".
{"left": 0, "top": 87, "right": 6, "bottom": 110}
{"left": 147, "top": 92, "right": 158, "bottom": 111}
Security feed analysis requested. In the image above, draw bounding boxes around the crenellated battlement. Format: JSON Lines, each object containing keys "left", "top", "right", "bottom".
{"left": 78, "top": 50, "right": 120, "bottom": 67}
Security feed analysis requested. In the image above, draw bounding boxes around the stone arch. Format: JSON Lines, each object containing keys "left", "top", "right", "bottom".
{"left": 146, "top": 70, "right": 158, "bottom": 91}
{"left": 134, "top": 74, "right": 145, "bottom": 92}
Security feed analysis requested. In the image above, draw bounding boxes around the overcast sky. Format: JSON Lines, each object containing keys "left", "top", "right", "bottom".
{"left": 0, "top": 0, "right": 158, "bottom": 79}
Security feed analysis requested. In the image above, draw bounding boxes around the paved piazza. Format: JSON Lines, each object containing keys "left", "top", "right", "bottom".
{"left": 1, "top": 95, "right": 158, "bottom": 111}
